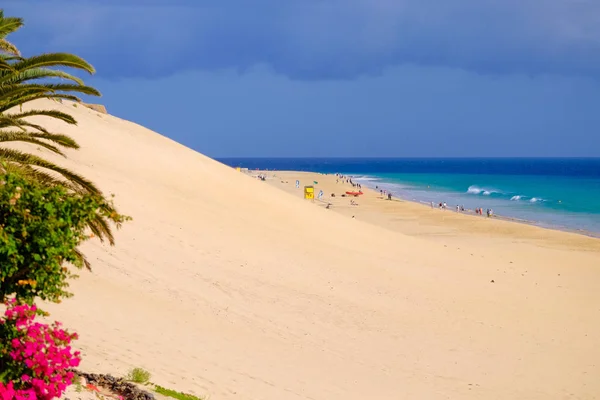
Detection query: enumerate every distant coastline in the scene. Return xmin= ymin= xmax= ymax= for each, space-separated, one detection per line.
xmin=220 ymin=158 xmax=600 ymax=237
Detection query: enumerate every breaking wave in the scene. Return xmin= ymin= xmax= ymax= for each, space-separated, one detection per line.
xmin=466 ymin=185 xmax=501 ymax=196
xmin=468 ymin=187 xmax=546 ymax=204
xmin=351 ymin=175 xmax=381 ymax=181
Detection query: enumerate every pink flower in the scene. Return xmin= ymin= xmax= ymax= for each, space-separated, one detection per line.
xmin=1 ymin=301 xmax=81 ymax=400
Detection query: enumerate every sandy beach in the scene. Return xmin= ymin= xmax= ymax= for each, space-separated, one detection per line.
xmin=10 ymin=100 xmax=600 ymax=399
xmin=262 ymin=171 xmax=600 ymax=251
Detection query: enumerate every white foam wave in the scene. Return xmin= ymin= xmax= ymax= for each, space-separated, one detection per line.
xmin=467 ymin=186 xmax=484 ymax=194
xmin=511 ymin=195 xmax=522 ymax=201
xmin=467 ymin=185 xmax=500 ymax=195
xmin=529 ymin=197 xmax=543 ymax=203
xmin=351 ymin=175 xmax=381 ymax=181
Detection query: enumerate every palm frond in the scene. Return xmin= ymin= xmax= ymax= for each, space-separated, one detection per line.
xmin=12 ymin=53 xmax=96 ymax=74
xmin=0 ymin=68 xmax=85 ymax=86
xmin=0 ymin=84 xmax=50 ymax=103
xmin=74 ymin=248 xmax=92 ymax=271
xmin=0 ymin=115 xmax=28 ymax=130
xmin=0 ymin=131 xmax=66 ymax=155
xmin=0 ymin=12 xmax=23 ymax=57
xmin=0 ymin=114 xmax=58 ymax=134
xmin=6 ymin=109 xmax=77 ymax=125
xmin=88 ymin=212 xmax=115 ymax=245
xmin=0 ymin=93 xmax=83 ymax=113
xmin=0 ymin=39 xmax=19 ymax=56
xmin=0 ymin=83 xmax=99 ymax=103
xmin=0 ymin=130 xmax=80 ymax=153
xmin=0 ymin=148 xmax=101 ymax=194
xmin=36 ymin=83 xmax=101 ymax=97
xmin=0 ymin=58 xmax=12 ymax=71
xmin=0 ymin=11 xmax=24 ymax=38
xmin=4 ymin=163 xmax=80 ymax=191
xmin=2 ymin=120 xmax=50 ymax=134
xmin=0 ymin=55 xmax=24 ymax=62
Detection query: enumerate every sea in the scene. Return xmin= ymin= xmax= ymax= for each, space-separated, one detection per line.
xmin=218 ymin=158 xmax=600 ymax=235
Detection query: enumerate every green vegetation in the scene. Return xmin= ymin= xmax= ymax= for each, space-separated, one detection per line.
xmin=73 ymin=374 xmax=83 ymax=393
xmin=0 ymin=10 xmax=21 ymax=56
xmin=0 ymin=9 xmax=129 ymax=400
xmin=0 ymin=9 xmax=124 ymax=271
xmin=125 ymin=368 xmax=205 ymax=400
xmin=126 ymin=367 xmax=152 ymax=384
xmin=154 ymin=385 xmax=204 ymax=400
xmin=0 ymin=170 xmax=129 ymax=303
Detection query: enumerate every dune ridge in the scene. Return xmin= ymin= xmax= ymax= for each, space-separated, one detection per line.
xmin=11 ymin=99 xmax=600 ymax=400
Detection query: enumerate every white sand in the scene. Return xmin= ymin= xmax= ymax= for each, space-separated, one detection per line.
xmin=9 ymin=99 xmax=600 ymax=399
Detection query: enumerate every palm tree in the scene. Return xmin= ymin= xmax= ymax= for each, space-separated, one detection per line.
xmin=0 ymin=53 xmax=106 ymax=193
xmin=0 ymin=10 xmax=124 ymax=265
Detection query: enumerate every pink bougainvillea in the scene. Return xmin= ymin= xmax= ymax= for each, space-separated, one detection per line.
xmin=0 ymin=299 xmax=80 ymax=400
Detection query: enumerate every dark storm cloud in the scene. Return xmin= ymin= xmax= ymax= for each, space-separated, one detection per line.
xmin=3 ymin=0 xmax=600 ymax=80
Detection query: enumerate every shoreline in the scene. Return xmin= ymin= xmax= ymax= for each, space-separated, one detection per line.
xmin=358 ymin=178 xmax=600 ymax=240
xmin=255 ymin=170 xmax=600 ymax=251
xmin=255 ymin=169 xmax=600 ymax=240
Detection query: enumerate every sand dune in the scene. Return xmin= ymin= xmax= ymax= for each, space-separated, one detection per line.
xmin=10 ymin=100 xmax=600 ymax=399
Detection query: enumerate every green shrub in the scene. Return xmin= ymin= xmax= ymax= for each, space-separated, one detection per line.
xmin=0 ymin=171 xmax=128 ymax=303
xmin=154 ymin=385 xmax=203 ymax=400
xmin=126 ymin=368 xmax=151 ymax=384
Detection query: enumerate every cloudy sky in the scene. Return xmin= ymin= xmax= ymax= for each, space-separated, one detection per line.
xmin=4 ymin=0 xmax=600 ymax=157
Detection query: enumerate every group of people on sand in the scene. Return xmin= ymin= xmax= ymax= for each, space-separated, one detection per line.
xmin=432 ymin=201 xmax=494 ymax=217
xmin=374 ymin=186 xmax=393 ymax=200
xmin=433 ymin=201 xmax=449 ymax=209
xmin=335 ymin=173 xmax=362 ymax=190
xmin=476 ymin=208 xmax=494 ymax=217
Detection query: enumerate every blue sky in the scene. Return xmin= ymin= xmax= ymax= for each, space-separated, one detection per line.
xmin=4 ymin=0 xmax=600 ymax=157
